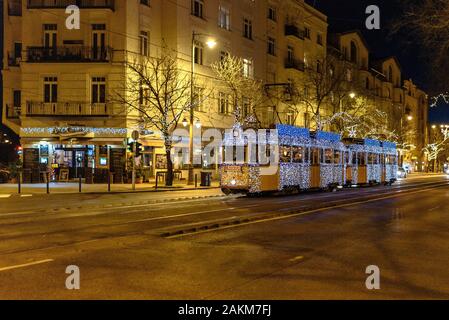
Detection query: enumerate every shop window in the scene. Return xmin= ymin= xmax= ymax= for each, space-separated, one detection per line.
xmin=334 ymin=150 xmax=341 ymax=164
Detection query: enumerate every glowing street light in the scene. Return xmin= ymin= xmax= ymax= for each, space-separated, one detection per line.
xmin=349 ymin=92 xmax=356 ymax=99
xmin=206 ymin=39 xmax=217 ymax=49
xmin=407 ymin=115 xmax=413 ymax=121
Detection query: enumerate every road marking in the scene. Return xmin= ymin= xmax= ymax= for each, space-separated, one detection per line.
xmin=166 ymin=183 xmax=449 ymax=239
xmin=428 ymin=206 xmax=441 ymax=212
xmin=289 ymin=256 xmax=304 ymax=262
xmin=0 ymin=259 xmax=54 ymax=272
xmin=0 ymin=194 xmax=11 ymax=198
xmin=20 ymin=195 xmax=33 ymax=198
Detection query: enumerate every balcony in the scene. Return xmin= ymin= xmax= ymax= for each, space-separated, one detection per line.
xmin=26 ymin=102 xmax=112 ymax=117
xmin=26 ymin=46 xmax=112 ymax=63
xmin=8 ymin=1 xmax=22 ymax=16
xmin=7 ymin=53 xmax=22 ymax=67
xmin=5 ymin=104 xmax=20 ymax=119
xmin=27 ymin=0 xmax=114 ymax=10
xmin=285 ymin=58 xmax=305 ymax=72
xmin=285 ymin=25 xmax=304 ymax=40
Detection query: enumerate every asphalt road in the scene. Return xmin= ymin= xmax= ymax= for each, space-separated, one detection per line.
xmin=0 ymin=173 xmax=448 ymax=299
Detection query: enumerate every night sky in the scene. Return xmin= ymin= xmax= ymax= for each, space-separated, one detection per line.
xmin=307 ymin=0 xmax=449 ymax=124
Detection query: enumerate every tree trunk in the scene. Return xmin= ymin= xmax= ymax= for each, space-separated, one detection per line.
xmin=165 ymin=148 xmax=174 ymax=187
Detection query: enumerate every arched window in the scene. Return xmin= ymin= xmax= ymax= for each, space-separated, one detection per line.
xmin=350 ymin=41 xmax=357 ymax=64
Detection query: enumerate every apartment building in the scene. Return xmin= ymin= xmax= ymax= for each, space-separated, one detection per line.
xmin=328 ymin=31 xmax=429 ymax=171
xmin=3 ymin=0 xmax=330 ymax=181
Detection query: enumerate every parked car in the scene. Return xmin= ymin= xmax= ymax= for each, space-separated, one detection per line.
xmin=397 ymin=167 xmax=408 ymax=179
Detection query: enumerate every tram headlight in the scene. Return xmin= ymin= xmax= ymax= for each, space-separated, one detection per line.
xmin=230 ymin=179 xmax=237 ymax=186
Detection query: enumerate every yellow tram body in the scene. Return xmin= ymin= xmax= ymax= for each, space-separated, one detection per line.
xmin=220 ymin=125 xmax=398 ymax=195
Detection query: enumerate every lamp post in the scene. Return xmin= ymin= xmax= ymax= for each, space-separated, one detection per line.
xmin=188 ymin=31 xmax=216 ymax=185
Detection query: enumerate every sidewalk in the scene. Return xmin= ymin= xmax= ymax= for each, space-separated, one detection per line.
xmin=0 ymin=180 xmax=221 ymax=195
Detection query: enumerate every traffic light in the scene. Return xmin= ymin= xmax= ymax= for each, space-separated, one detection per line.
xmin=135 ymin=142 xmax=143 ymax=157
xmin=127 ymin=139 xmax=133 ymax=153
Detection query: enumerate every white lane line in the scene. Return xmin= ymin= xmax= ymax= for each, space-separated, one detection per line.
xmin=0 ymin=195 xmax=11 ymax=199
xmin=20 ymin=195 xmax=33 ymax=198
xmin=0 ymin=259 xmax=54 ymax=272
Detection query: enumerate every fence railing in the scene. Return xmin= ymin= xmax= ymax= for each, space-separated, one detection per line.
xmin=284 ymin=58 xmax=305 ymax=72
xmin=27 ymin=0 xmax=114 ymax=10
xmin=27 ymin=46 xmax=112 ymax=63
xmin=26 ymin=102 xmax=112 ymax=117
xmin=285 ymin=24 xmax=304 ymax=40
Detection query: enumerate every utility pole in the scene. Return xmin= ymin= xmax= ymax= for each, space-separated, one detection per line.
xmin=131 ymin=130 xmax=140 ymax=191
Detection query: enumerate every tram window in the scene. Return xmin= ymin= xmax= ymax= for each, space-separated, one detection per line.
xmin=305 ymin=148 xmax=310 ymax=163
xmin=280 ymin=145 xmax=291 ymax=163
xmin=324 ymin=149 xmax=333 ymax=164
xmin=311 ymin=148 xmax=320 ymax=165
xmin=357 ymin=152 xmax=366 ymax=165
xmin=292 ymin=146 xmax=304 ymax=163
xmin=334 ymin=150 xmax=341 ymax=164
xmin=368 ymin=153 xmax=374 ymax=165
xmin=352 ymin=152 xmax=357 ymax=165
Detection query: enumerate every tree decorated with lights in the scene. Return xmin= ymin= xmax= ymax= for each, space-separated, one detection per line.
xmin=425 ymin=126 xmax=449 ymax=172
xmin=115 ymin=49 xmax=192 ymax=186
xmin=211 ymin=54 xmax=264 ymax=128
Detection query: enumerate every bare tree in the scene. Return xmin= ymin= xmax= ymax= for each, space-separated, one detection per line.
xmin=425 ymin=127 xmax=449 ymax=172
xmin=114 ymin=50 xmax=192 ymax=186
xmin=392 ymin=0 xmax=449 ymax=93
xmin=211 ymin=55 xmax=265 ymax=127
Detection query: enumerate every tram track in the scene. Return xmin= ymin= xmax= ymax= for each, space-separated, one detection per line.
xmin=0 ymin=178 xmax=447 ymax=257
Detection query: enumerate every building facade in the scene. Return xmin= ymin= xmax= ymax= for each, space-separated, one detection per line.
xmin=2 ymin=0 xmax=429 ymax=183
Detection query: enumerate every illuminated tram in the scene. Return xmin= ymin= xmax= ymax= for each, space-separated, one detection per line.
xmin=220 ymin=124 xmax=398 ymax=195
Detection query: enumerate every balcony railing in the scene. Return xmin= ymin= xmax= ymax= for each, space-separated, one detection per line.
xmin=26 ymin=46 xmax=112 ymax=63
xmin=285 ymin=58 xmax=305 ymax=72
xmin=7 ymin=52 xmax=22 ymax=67
xmin=27 ymin=0 xmax=114 ymax=10
xmin=26 ymin=102 xmax=112 ymax=117
xmin=8 ymin=1 xmax=22 ymax=16
xmin=285 ymin=25 xmax=304 ymax=40
xmin=5 ymin=104 xmax=21 ymax=119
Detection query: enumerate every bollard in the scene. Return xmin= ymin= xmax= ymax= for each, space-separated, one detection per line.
xmin=18 ymin=171 xmax=22 ymax=194
xmin=155 ymin=176 xmax=158 ymax=190
xmin=46 ymin=172 xmax=50 ymax=194
xmin=108 ymin=172 xmax=111 ymax=193
xmin=79 ymin=176 xmax=82 ymax=193
xmin=195 ymin=174 xmax=198 ymax=189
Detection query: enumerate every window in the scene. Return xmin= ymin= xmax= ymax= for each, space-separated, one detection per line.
xmin=13 ymin=90 xmax=21 ymax=108
xmin=140 ymin=0 xmax=150 ymax=5
xmin=14 ymin=42 xmax=22 ymax=59
xmin=218 ymin=6 xmax=230 ymax=30
xmin=194 ymin=41 xmax=203 ymax=65
xmin=311 ymin=148 xmax=320 ymax=165
xmin=346 ymin=68 xmax=353 ymax=82
xmin=220 ymin=51 xmax=229 ymax=62
xmin=286 ymin=113 xmax=295 ymax=125
xmin=92 ymin=77 xmax=106 ymax=104
xmin=140 ymin=31 xmax=149 ymax=56
xmin=242 ymin=97 xmax=251 ymax=117
xmin=191 ymin=0 xmax=204 ymax=18
xmin=357 ymin=152 xmax=366 ymax=165
xmin=350 ymin=41 xmax=357 ymax=64
xmin=139 ymin=83 xmax=150 ymax=106
xmin=193 ymin=86 xmax=204 ymax=112
xmin=243 ymin=58 xmax=253 ymax=78
xmin=287 ymin=46 xmax=294 ymax=62
xmin=92 ymin=24 xmax=107 ymax=60
xmin=323 ymin=149 xmax=333 ymax=164
xmin=243 ymin=18 xmax=253 ymax=40
xmin=334 ymin=150 xmax=341 ymax=164
xmin=219 ymin=92 xmax=229 ymax=114
xmin=43 ymin=24 xmax=57 ymax=48
xmin=43 ymin=77 xmax=58 ymax=103
xmin=292 ymin=146 xmax=304 ymax=163
xmin=304 ymin=112 xmax=310 ymax=128
xmin=317 ymin=33 xmax=323 ymax=45
xmin=280 ymin=146 xmax=291 ymax=163
xmin=304 ymin=27 xmax=311 ymax=39
xmin=267 ymin=37 xmax=276 ymax=56
xmin=268 ymin=7 xmax=277 ymax=21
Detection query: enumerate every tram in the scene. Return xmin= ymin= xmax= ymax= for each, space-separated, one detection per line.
xmin=220 ymin=124 xmax=398 ymax=195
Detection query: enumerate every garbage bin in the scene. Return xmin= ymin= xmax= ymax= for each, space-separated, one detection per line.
xmin=200 ymin=171 xmax=212 ymax=187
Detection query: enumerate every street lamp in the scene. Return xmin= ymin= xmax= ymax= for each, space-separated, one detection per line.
xmin=349 ymin=92 xmax=356 ymax=99
xmin=188 ymin=31 xmax=217 ymax=185
xmin=407 ymin=115 xmax=413 ymax=121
